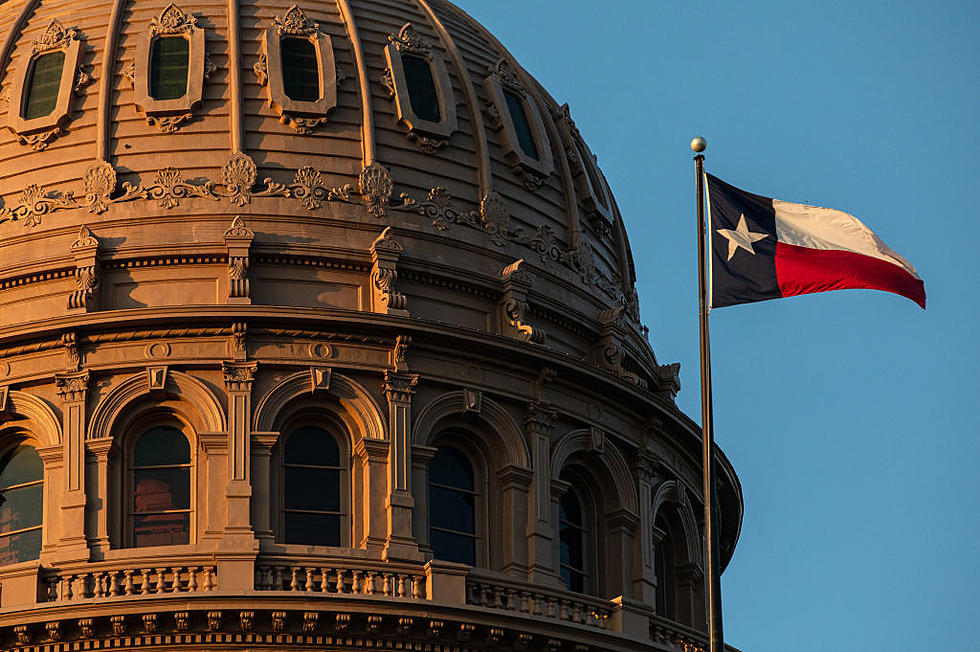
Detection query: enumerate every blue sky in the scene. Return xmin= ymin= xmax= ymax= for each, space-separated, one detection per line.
xmin=453 ymin=1 xmax=979 ymax=650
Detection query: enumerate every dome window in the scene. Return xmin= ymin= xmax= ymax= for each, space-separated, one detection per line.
xmin=130 ymin=426 xmax=191 ymax=547
xmin=256 ymin=5 xmax=338 ymax=133
xmin=129 ymin=4 xmax=212 ymax=133
xmin=22 ymin=52 xmax=66 ymax=120
xmin=428 ymin=445 xmax=477 ymax=566
xmin=149 ymin=36 xmax=190 ymax=101
xmin=280 ymin=426 xmax=345 ymax=546
xmin=554 ymin=104 xmax=616 ymax=233
xmin=484 ymin=58 xmax=554 ymax=188
xmin=6 ymin=20 xmax=86 ymax=150
xmin=0 ymin=444 xmax=43 ymax=565
xmin=382 ymin=23 xmax=457 ymax=152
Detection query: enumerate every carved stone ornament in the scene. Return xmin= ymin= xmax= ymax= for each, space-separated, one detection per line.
xmin=499 ymin=259 xmax=544 ymax=343
xmin=259 ymin=6 xmax=337 ymax=133
xmin=0 ymin=386 xmax=8 ymax=412
xmin=383 ymin=23 xmax=457 ymax=152
xmin=553 ymin=103 xmax=615 ymax=232
xmin=68 ymin=225 xmax=101 ymax=312
xmin=360 ymin=164 xmax=394 ymax=217
xmin=130 ymin=4 xmax=210 ymax=133
xmin=6 ymin=20 xmax=85 ymax=150
xmin=370 ymin=227 xmax=408 ymax=316
xmin=223 ymin=152 xmax=258 ymax=206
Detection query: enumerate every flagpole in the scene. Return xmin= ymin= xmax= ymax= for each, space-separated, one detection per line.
xmin=692 ymin=136 xmax=724 ymax=652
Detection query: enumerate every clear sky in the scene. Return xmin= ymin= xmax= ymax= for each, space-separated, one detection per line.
xmin=453 ymin=1 xmax=979 ymax=650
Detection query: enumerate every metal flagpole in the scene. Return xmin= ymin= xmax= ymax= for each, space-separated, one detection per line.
xmin=691 ymin=136 xmax=724 ymax=652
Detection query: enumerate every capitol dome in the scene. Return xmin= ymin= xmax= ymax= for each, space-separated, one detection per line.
xmin=0 ymin=0 xmax=742 ymax=649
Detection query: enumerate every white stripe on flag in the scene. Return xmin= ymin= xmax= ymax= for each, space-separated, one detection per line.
xmin=771 ymin=199 xmax=920 ymax=279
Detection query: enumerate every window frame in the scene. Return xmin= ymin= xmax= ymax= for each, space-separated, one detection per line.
xmin=258 ymin=5 xmax=337 ymax=134
xmin=7 ymin=19 xmax=84 ymax=149
xmin=269 ymin=411 xmax=354 ymax=552
xmin=124 ymin=417 xmax=196 ymax=549
xmin=426 ymin=439 xmax=486 ymax=567
xmin=0 ymin=437 xmax=44 ymax=566
xmin=130 ymin=4 xmax=208 ymax=133
xmin=383 ymin=22 xmax=457 ymax=151
xmin=483 ymin=57 xmax=554 ymax=186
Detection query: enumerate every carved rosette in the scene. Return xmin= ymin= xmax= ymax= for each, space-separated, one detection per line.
xmin=149 ymin=3 xmax=196 ymax=36
xmin=388 ymin=23 xmax=430 ymax=56
xmin=222 ymin=152 xmax=258 ymax=206
xmin=481 ymin=192 xmax=510 ymax=246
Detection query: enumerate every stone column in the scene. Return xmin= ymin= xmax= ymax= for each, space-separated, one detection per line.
xmin=632 ymin=453 xmax=658 ymax=603
xmin=36 ymin=445 xmax=63 ymax=562
xmin=221 ymin=361 xmax=258 ymax=548
xmin=383 ymin=371 xmax=421 ymax=561
xmin=606 ymin=508 xmax=640 ymax=601
xmin=250 ymin=432 xmax=279 ymax=550
xmin=199 ymin=433 xmax=228 ymax=545
xmin=85 ymin=437 xmax=116 ymax=557
xmin=54 ymin=370 xmax=90 ymax=562
xmin=497 ymin=464 xmax=531 ymax=578
xmin=353 ymin=438 xmax=390 ymax=553
xmin=410 ymin=444 xmax=436 ymax=551
xmin=525 ymin=402 xmax=558 ymax=585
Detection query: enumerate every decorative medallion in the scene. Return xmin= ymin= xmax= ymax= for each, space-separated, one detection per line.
xmin=359 ymin=164 xmax=394 ymax=218
xmin=148 ymin=3 xmax=197 ymax=36
xmin=33 ymin=20 xmax=78 ymax=55
xmin=275 ymin=5 xmax=318 ymax=36
xmin=222 ymin=152 xmax=258 ymax=206
xmin=387 ymin=23 xmax=430 ymax=56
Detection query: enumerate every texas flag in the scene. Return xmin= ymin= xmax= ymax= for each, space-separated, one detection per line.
xmin=707 ymin=174 xmax=925 ymax=309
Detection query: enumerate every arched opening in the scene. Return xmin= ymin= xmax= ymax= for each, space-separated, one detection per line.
xmin=428 ymin=444 xmax=477 ymax=566
xmin=130 ymin=426 xmax=191 ymax=547
xmin=280 ymin=425 xmax=346 ymax=546
xmin=558 ymin=486 xmax=588 ymax=592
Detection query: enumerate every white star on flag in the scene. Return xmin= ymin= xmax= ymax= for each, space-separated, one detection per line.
xmin=716 ymin=214 xmax=769 ymax=261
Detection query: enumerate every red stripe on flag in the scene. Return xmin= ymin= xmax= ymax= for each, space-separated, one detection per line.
xmin=774 ymin=242 xmax=926 ymax=308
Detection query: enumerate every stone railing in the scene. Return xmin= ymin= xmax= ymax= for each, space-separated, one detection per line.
xmin=255 ymin=558 xmax=427 ymax=600
xmin=650 ymin=615 xmax=711 ymax=652
xmin=465 ymin=571 xmax=612 ymax=629
xmin=44 ymin=563 xmax=217 ymax=602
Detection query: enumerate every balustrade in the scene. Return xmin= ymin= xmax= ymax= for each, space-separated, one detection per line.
xmin=255 ymin=562 xmax=426 ymax=600
xmin=465 ymin=576 xmax=611 ymax=629
xmin=44 ymin=564 xmax=217 ymax=601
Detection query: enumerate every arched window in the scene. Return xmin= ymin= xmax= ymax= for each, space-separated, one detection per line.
xmin=428 ymin=445 xmax=477 ymax=565
xmin=281 ymin=426 xmax=344 ymax=546
xmin=280 ymin=37 xmax=319 ymax=102
xmin=0 ymin=444 xmax=43 ymax=564
xmin=149 ymin=36 xmax=190 ymax=100
xmin=559 ymin=487 xmax=587 ymax=592
xmin=654 ymin=512 xmax=676 ymax=619
xmin=22 ymin=51 xmax=65 ymax=120
xmin=130 ymin=426 xmax=191 ymax=547
xmin=503 ymin=89 xmax=539 ymax=160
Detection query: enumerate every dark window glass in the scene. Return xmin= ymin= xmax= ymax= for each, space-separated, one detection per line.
xmin=281 ymin=37 xmax=319 ymax=102
xmin=282 ymin=427 xmax=344 ymax=546
xmin=428 ymin=445 xmax=476 ymax=566
xmin=22 ymin=51 xmax=65 ymax=120
xmin=149 ymin=36 xmax=189 ymax=100
xmin=654 ymin=514 xmax=676 ymax=619
xmin=559 ymin=489 xmax=586 ymax=592
xmin=503 ymin=89 xmax=539 ymax=160
xmin=131 ymin=427 xmax=190 ymax=547
xmin=0 ymin=445 xmax=43 ymax=565
xmin=402 ymin=54 xmax=440 ymax=122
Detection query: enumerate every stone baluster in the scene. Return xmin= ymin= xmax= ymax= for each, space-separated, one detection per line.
xmin=202 ymin=566 xmax=215 ymax=591
xmin=188 ymin=567 xmax=198 ymax=592
xmin=109 ymin=571 xmax=120 ymax=596
xmin=289 ymin=567 xmax=299 ymax=591
xmin=304 ymin=567 xmax=314 ymax=591
xmin=318 ymin=568 xmax=329 ymax=592
xmin=382 ymin=573 xmax=393 ymax=596
xmin=351 ymin=570 xmax=361 ymax=594
xmin=364 ymin=572 xmax=375 ymax=595
xmin=336 ymin=568 xmax=347 ymax=594
xmin=123 ymin=570 xmax=134 ymax=595
xmin=154 ymin=568 xmax=165 ymax=594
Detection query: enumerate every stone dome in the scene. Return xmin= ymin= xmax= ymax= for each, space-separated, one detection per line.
xmin=0 ymin=1 xmax=742 ymax=650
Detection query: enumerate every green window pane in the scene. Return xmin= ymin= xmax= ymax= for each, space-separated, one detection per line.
xmin=402 ymin=54 xmax=440 ymax=122
xmin=281 ymin=37 xmax=319 ymax=102
xmin=23 ymin=51 xmax=64 ymax=120
xmin=150 ymin=36 xmax=189 ymax=100
xmin=504 ymin=89 xmax=539 ymax=160
xmin=0 ymin=529 xmax=41 ymax=566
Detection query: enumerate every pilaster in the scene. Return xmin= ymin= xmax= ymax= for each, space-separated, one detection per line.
xmin=54 ymin=369 xmax=90 ymax=562
xmin=383 ymin=370 xmax=421 ymax=561
xmin=84 ymin=437 xmax=116 ymax=558
xmin=632 ymin=452 xmax=658 ymax=603
xmin=353 ymin=437 xmax=390 ymax=553
xmin=221 ymin=360 xmax=258 ymax=554
xmin=525 ymin=401 xmax=558 ymax=585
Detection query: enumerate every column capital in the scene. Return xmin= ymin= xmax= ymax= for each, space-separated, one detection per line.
xmin=354 ymin=437 xmax=390 ymax=462
xmin=55 ymin=370 xmax=90 ymax=403
xmin=223 ymin=360 xmax=258 ymax=392
xmin=85 ymin=436 xmax=117 ymax=461
xmin=384 ymin=371 xmax=418 ymax=402
xmin=525 ymin=401 xmax=557 ymax=432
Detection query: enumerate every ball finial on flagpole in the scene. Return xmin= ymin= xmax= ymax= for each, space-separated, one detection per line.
xmin=691 ymin=136 xmax=707 ymax=153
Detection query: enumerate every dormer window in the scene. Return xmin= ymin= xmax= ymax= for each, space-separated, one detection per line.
xmin=484 ymin=58 xmax=553 ymax=189
xmin=149 ymin=36 xmax=189 ymax=100
xmin=23 ymin=52 xmax=65 ymax=120
xmin=256 ymin=5 xmax=337 ymax=133
xmin=5 ymin=20 xmax=86 ymax=150
xmin=503 ymin=89 xmax=538 ymax=160
xmin=382 ymin=23 xmax=457 ymax=152
xmin=129 ymin=4 xmax=211 ymax=133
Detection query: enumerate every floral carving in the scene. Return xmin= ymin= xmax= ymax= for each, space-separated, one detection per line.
xmin=19 ymin=184 xmax=76 ymax=226
xmin=359 ymin=164 xmax=394 ymax=217
xmin=149 ymin=3 xmax=197 ymax=37
xmin=281 ymin=114 xmax=325 ymax=134
xmin=83 ymin=162 xmax=117 ymax=214
xmin=149 ymin=167 xmax=220 ymax=208
xmin=253 ymin=54 xmax=268 ymax=85
xmin=275 ymin=5 xmax=318 ymax=36
xmin=18 ymin=128 xmax=63 ymax=151
xmin=33 ymin=20 xmax=78 ymax=55
xmin=289 ymin=166 xmax=351 ymax=210
xmin=388 ymin=23 xmax=430 ymax=56
xmin=481 ymin=192 xmax=509 ymax=246
xmin=224 ymin=215 xmax=254 ymax=239
xmin=487 ymin=57 xmax=525 ymax=96
xmin=222 ymin=152 xmax=257 ymax=206
xmin=73 ymin=66 xmax=93 ymax=94
xmin=420 ymin=187 xmax=452 ymax=230
xmin=380 ymin=68 xmax=396 ymax=97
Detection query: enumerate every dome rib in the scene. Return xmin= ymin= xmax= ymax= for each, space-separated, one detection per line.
xmin=95 ymin=0 xmax=125 ymax=162
xmin=226 ymin=0 xmax=244 ymax=153
xmin=539 ymin=94 xmax=582 ymax=248
xmin=0 ymin=0 xmax=36 ymax=85
xmin=414 ymin=0 xmax=491 ymax=198
xmin=335 ymin=0 xmax=374 ymax=167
